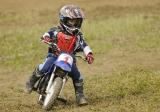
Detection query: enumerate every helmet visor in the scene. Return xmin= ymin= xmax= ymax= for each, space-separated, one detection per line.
xmin=66 ymin=18 xmax=82 ymax=28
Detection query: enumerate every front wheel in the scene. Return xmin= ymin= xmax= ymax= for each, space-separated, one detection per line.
xmin=42 ymin=77 xmax=63 ymax=111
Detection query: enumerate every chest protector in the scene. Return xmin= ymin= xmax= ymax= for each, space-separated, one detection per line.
xmin=57 ymin=32 xmax=76 ymax=54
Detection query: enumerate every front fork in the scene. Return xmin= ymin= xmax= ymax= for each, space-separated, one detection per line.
xmin=45 ymin=67 xmax=57 ymax=93
xmin=38 ymin=67 xmax=69 ymax=104
xmin=59 ymin=75 xmax=68 ymax=97
xmin=38 ymin=67 xmax=57 ymax=104
xmin=46 ymin=66 xmax=69 ymax=97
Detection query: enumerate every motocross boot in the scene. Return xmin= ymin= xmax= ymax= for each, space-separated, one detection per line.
xmin=25 ymin=67 xmax=42 ymax=94
xmin=74 ymin=80 xmax=88 ymax=106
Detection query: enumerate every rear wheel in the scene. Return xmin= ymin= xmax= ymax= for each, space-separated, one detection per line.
xmin=42 ymin=77 xmax=63 ymax=111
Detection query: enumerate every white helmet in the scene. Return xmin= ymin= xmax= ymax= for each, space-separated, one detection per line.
xmin=59 ymin=5 xmax=85 ymax=35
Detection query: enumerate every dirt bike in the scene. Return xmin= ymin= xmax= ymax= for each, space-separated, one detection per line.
xmin=33 ymin=40 xmax=86 ymax=111
xmin=33 ymin=52 xmax=73 ymax=110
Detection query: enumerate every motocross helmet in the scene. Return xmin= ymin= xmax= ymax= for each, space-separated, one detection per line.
xmin=59 ymin=5 xmax=85 ymax=35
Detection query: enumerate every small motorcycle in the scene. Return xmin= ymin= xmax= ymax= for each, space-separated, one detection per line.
xmin=33 ymin=40 xmax=86 ymax=111
xmin=33 ymin=52 xmax=73 ymax=110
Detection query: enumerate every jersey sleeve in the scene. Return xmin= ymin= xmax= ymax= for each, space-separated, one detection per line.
xmin=78 ymin=33 xmax=93 ymax=56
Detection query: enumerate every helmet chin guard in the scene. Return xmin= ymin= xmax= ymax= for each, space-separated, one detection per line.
xmin=61 ymin=23 xmax=80 ymax=35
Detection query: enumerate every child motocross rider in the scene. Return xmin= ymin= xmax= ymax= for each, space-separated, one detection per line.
xmin=25 ymin=5 xmax=94 ymax=106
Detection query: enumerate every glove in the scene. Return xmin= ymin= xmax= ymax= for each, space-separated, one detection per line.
xmin=41 ymin=35 xmax=53 ymax=43
xmin=86 ymin=53 xmax=94 ymax=64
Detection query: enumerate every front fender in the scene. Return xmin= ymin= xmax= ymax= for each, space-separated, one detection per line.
xmin=54 ymin=53 xmax=73 ymax=72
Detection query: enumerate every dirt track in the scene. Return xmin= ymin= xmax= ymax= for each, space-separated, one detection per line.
xmin=0 ymin=0 xmax=160 ymax=112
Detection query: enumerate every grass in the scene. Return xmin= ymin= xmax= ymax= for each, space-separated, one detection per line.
xmin=0 ymin=0 xmax=160 ymax=112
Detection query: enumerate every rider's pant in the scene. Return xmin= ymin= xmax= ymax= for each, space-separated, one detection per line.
xmin=38 ymin=53 xmax=83 ymax=81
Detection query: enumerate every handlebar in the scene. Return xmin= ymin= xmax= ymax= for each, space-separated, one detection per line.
xmin=41 ymin=39 xmax=60 ymax=55
xmin=42 ymin=39 xmax=87 ymax=62
xmin=75 ymin=54 xmax=87 ymax=62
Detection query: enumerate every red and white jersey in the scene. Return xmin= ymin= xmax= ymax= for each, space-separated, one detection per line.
xmin=42 ymin=26 xmax=93 ymax=56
